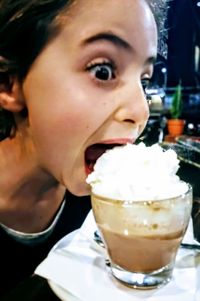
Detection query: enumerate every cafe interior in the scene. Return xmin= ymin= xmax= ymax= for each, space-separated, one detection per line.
xmin=142 ymin=0 xmax=200 ymax=143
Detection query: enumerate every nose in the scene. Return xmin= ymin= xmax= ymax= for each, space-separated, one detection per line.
xmin=114 ymin=80 xmax=149 ymax=130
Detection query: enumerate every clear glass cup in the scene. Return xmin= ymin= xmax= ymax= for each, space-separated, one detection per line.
xmin=91 ymin=184 xmax=192 ymax=289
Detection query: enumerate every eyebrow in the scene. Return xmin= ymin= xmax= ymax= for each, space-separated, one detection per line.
xmin=82 ymin=32 xmax=131 ymax=50
xmin=82 ymin=32 xmax=157 ymax=65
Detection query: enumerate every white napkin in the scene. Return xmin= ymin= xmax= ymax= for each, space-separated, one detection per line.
xmin=35 ymin=211 xmax=200 ymax=301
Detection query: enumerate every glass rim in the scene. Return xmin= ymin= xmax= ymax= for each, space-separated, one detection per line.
xmin=91 ymin=183 xmax=192 ymax=204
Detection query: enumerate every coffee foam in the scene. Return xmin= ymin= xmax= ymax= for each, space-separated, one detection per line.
xmin=86 ymin=143 xmax=188 ymax=201
xmin=92 ymin=194 xmax=192 ymax=236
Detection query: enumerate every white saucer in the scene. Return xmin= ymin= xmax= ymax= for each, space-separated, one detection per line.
xmin=50 ymin=230 xmax=77 ymax=253
xmin=36 ymin=213 xmax=199 ymax=301
xmin=49 ymin=280 xmax=81 ymax=301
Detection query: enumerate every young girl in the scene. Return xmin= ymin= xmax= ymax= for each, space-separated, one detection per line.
xmin=0 ymin=0 xmax=167 ymax=296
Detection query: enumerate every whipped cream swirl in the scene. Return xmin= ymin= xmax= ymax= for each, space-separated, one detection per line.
xmin=86 ymin=143 xmax=188 ymax=201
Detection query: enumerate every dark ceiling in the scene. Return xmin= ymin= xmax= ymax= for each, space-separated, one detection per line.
xmin=166 ymin=0 xmax=200 ymax=87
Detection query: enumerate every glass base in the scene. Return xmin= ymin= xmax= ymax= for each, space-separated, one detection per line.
xmin=110 ymin=263 xmax=173 ymax=289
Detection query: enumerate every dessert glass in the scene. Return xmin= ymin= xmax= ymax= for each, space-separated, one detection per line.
xmin=91 ymin=184 xmax=192 ymax=289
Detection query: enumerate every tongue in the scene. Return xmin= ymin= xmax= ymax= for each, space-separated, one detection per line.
xmin=85 ymin=144 xmax=111 ymax=162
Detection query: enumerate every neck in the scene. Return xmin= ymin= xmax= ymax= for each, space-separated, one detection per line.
xmin=0 ymin=133 xmax=66 ymax=232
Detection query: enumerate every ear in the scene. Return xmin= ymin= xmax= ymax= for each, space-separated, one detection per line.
xmin=0 ymin=74 xmax=25 ymax=112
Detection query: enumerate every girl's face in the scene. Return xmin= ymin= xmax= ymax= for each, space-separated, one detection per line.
xmin=22 ymin=0 xmax=157 ymax=195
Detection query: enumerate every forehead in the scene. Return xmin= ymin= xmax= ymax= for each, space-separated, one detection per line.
xmin=57 ymin=0 xmax=157 ymax=55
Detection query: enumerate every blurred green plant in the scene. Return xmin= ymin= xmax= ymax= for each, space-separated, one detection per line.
xmin=170 ymin=83 xmax=183 ymax=119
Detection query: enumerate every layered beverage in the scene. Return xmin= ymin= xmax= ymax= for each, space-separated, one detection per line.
xmin=87 ymin=143 xmax=192 ymax=289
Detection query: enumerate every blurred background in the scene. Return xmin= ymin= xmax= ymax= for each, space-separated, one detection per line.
xmin=142 ymin=0 xmax=200 ymax=144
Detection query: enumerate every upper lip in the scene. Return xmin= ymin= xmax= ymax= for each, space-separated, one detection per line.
xmin=97 ymin=138 xmax=135 ymax=145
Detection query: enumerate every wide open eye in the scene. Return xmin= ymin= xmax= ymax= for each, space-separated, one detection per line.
xmin=87 ymin=63 xmax=116 ymax=81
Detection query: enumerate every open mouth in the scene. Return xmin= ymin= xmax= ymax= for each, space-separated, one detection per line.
xmin=85 ymin=143 xmax=122 ymax=174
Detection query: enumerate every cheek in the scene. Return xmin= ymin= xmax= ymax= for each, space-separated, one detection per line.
xmin=25 ymin=69 xmax=114 ymax=164
xmin=29 ymin=109 xmax=86 ymax=149
xmin=27 ymin=97 xmax=101 ymax=169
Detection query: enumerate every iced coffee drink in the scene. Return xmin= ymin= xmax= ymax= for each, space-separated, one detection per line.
xmin=86 ymin=143 xmax=192 ymax=289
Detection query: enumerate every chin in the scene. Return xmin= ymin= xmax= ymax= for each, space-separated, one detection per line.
xmin=66 ymin=180 xmax=91 ymax=197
